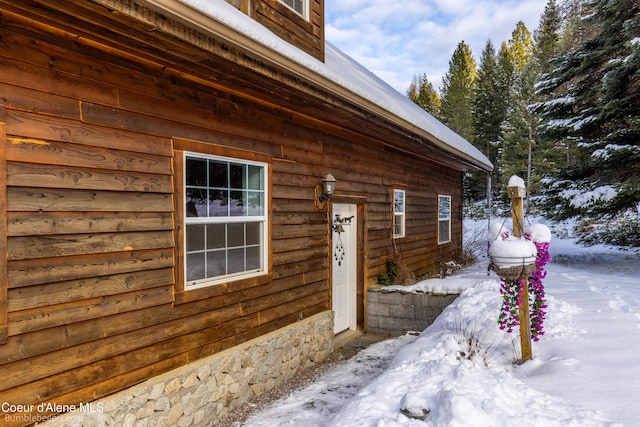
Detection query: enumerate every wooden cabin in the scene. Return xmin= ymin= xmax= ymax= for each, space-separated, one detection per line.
xmin=0 ymin=0 xmax=492 ymax=424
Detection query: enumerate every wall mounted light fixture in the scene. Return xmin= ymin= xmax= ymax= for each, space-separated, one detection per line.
xmin=319 ymin=174 xmax=336 ymax=202
xmin=315 ymin=173 xmax=336 ymax=209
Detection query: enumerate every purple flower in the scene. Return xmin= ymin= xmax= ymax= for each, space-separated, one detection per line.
xmin=497 ymin=238 xmax=551 ymax=340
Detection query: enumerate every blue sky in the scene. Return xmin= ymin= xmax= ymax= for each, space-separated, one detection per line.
xmin=325 ymin=0 xmax=549 ymax=94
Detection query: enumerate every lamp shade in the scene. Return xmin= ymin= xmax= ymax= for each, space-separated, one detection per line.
xmin=322 ymin=173 xmax=336 ymax=198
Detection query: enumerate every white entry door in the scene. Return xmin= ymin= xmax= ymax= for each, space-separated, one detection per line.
xmin=332 ymin=204 xmax=357 ymax=334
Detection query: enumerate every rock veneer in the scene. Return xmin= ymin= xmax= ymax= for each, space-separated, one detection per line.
xmin=43 ymin=311 xmax=334 ymax=427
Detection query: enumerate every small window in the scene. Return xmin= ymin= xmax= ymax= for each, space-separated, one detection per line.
xmin=184 ymin=153 xmax=268 ymax=289
xmin=280 ymin=0 xmax=308 ymax=19
xmin=438 ymin=195 xmax=451 ymax=244
xmin=393 ymin=189 xmax=405 ymax=239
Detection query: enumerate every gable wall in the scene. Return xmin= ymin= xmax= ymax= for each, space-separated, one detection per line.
xmin=224 ymin=0 xmax=325 ymax=61
xmin=0 ymin=3 xmax=461 ymax=423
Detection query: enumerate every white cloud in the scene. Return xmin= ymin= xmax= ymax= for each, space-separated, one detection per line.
xmin=325 ymin=0 xmax=548 ymax=93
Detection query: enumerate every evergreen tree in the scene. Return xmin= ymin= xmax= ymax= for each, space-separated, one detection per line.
xmin=507 ymin=21 xmax=536 ymax=73
xmin=440 ymin=41 xmax=477 ymax=143
xmin=557 ymin=0 xmax=595 ymax=52
xmin=535 ymin=0 xmax=640 ymax=219
xmin=470 ymin=40 xmax=506 ymax=200
xmin=501 ymin=64 xmax=539 ymax=201
xmin=496 ymin=41 xmax=516 ymax=115
xmin=533 ymin=0 xmax=561 ymax=73
xmin=407 ymin=73 xmax=442 ymax=118
xmin=498 ymin=22 xmax=537 ymax=207
xmin=515 ymin=0 xmax=564 ymax=211
xmin=492 ymin=42 xmax=517 ymax=199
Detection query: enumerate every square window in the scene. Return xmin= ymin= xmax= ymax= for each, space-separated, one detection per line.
xmin=184 ymin=153 xmax=268 ymax=289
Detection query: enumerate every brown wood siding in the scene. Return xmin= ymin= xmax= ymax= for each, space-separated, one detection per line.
xmin=252 ymin=0 xmax=324 ymax=61
xmin=0 ymin=106 xmax=7 ymax=345
xmin=0 ymin=2 xmax=464 ymax=423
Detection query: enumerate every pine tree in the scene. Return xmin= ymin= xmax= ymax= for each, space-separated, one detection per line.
xmin=470 ymin=40 xmax=507 ymax=200
xmin=507 ymin=21 xmax=536 ymax=73
xmin=516 ymin=0 xmax=564 ymax=210
xmin=407 ymin=73 xmax=442 ymax=118
xmin=440 ymin=41 xmax=477 ymax=143
xmin=533 ymin=0 xmax=561 ymax=73
xmin=498 ymin=22 xmax=537 ymax=208
xmin=501 ymin=64 xmax=539 ymax=200
xmin=535 ymin=0 xmax=640 ymax=219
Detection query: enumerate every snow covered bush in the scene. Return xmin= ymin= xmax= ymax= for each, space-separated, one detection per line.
xmin=439 ymin=260 xmax=463 ymax=278
xmin=577 ymin=211 xmax=640 ymax=247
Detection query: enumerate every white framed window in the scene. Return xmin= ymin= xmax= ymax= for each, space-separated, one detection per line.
xmin=184 ymin=152 xmax=268 ymax=290
xmin=438 ymin=195 xmax=451 ymax=244
xmin=279 ymin=0 xmax=308 ymax=19
xmin=393 ymin=189 xmax=405 ymax=239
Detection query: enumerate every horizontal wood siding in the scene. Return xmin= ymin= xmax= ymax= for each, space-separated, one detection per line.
xmin=0 ymin=2 xmax=464 ymax=423
xmin=0 ymin=106 xmax=7 ymax=345
xmin=253 ymin=0 xmax=324 ymax=60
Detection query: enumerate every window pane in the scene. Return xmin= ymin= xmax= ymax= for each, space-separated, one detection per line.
xmin=394 ymin=214 xmax=403 ymax=236
xmin=209 ymin=189 xmax=228 ymax=217
xmin=230 ymin=190 xmax=246 ymax=216
xmin=207 ymin=250 xmax=226 ymax=277
xmin=230 ymin=163 xmax=245 ymax=189
xmin=248 ymin=165 xmax=263 ymax=190
xmin=209 ymin=160 xmax=228 ymax=188
xmin=228 ymin=248 xmax=245 ymax=274
xmin=206 ymin=223 xmax=225 ymax=249
xmin=186 ymin=188 xmax=207 ymax=217
xmin=186 ymin=224 xmax=205 ymax=251
xmin=186 ymin=252 xmax=205 ymax=282
xmin=248 ymin=191 xmax=264 ymax=216
xmin=186 ymin=157 xmax=207 ymax=186
xmin=246 ymin=246 xmax=261 ymax=270
xmin=227 ymin=223 xmax=245 ymax=247
xmin=439 ymin=220 xmax=450 ymax=243
xmin=394 ymin=190 xmax=405 ymax=213
xmin=246 ymin=222 xmax=261 ymax=245
xmin=281 ymin=0 xmax=304 ymax=15
xmin=439 ymin=196 xmax=451 ymax=220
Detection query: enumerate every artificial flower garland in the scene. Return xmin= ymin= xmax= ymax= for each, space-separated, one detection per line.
xmin=492 ymin=225 xmax=552 ymax=341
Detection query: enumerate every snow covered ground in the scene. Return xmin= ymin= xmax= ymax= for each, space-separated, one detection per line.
xmin=242 ymin=232 xmax=640 ymax=426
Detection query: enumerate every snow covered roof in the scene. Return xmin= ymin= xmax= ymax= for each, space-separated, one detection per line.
xmin=136 ymin=0 xmax=493 ymax=172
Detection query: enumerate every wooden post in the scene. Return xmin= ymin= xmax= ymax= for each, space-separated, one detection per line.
xmin=507 ymin=184 xmax=533 ymax=362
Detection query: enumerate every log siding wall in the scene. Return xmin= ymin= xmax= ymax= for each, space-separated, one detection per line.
xmin=224 ymin=0 xmax=325 ymax=60
xmin=0 ymin=2 xmax=463 ymax=424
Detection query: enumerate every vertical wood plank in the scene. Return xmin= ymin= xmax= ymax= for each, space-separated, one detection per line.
xmin=0 ymin=106 xmax=7 ymax=344
xmin=509 ymin=184 xmax=532 ymax=362
xmin=173 ymin=150 xmax=185 ymax=294
xmin=240 ymin=0 xmax=250 ymax=14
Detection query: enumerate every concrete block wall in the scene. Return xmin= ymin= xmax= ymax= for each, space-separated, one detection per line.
xmin=367 ymin=287 xmax=459 ymax=336
xmin=43 ymin=311 xmax=334 ymax=427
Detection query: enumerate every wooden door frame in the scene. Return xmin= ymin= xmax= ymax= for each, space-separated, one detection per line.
xmin=329 ymin=195 xmax=367 ymax=331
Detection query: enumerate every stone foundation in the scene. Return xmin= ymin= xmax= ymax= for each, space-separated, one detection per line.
xmin=43 ymin=311 xmax=334 ymax=427
xmin=367 ymin=287 xmax=458 ymax=336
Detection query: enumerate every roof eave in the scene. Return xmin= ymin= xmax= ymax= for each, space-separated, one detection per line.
xmin=130 ymin=0 xmax=493 ymax=172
